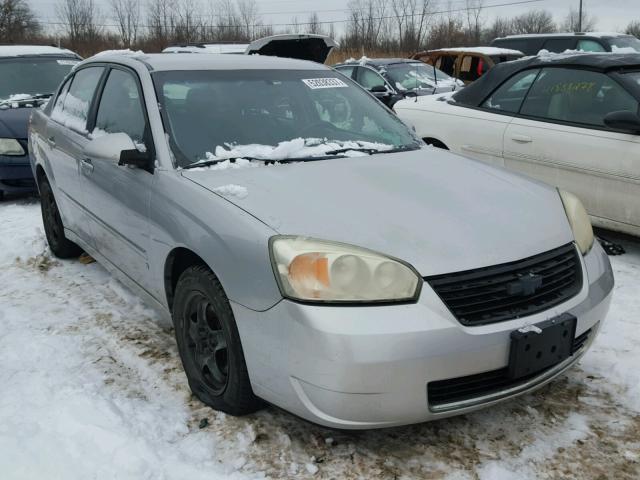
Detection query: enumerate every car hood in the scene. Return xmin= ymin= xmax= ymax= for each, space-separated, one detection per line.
xmin=182 ymin=149 xmax=574 ymax=276
xmin=0 ymin=107 xmax=31 ymax=139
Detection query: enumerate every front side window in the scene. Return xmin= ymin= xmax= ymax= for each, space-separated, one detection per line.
xmin=94 ymin=69 xmax=146 ymax=143
xmin=385 ymin=62 xmax=454 ymax=92
xmin=0 ymin=56 xmax=79 ymax=102
xmin=482 ymin=69 xmax=540 ymax=113
xmin=459 ymin=55 xmax=486 ymax=83
xmin=334 ymin=65 xmax=355 ymax=79
xmin=152 ymin=69 xmax=421 ymax=167
xmin=358 ymin=67 xmax=386 ymax=90
xmin=520 ymin=67 xmax=639 ymax=127
xmin=577 ymin=40 xmax=606 ymax=52
xmin=52 ymin=67 xmax=103 ymax=133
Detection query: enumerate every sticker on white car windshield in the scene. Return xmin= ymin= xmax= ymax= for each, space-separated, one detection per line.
xmin=57 ymin=59 xmax=80 ymax=66
xmin=302 ymin=78 xmax=348 ymax=89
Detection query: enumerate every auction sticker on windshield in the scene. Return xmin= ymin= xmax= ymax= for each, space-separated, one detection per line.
xmin=302 ymin=78 xmax=349 ymax=89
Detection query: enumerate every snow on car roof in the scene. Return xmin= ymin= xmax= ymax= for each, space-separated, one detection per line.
xmin=496 ymin=32 xmax=633 ymax=40
xmin=0 ymin=45 xmax=78 ymax=57
xmin=429 ymin=47 xmax=524 ymax=56
xmin=85 ymin=52 xmax=327 ymax=72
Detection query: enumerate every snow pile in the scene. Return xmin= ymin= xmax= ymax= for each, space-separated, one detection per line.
xmin=205 ymin=138 xmax=394 ymax=162
xmin=611 ymin=45 xmax=638 ymax=53
xmin=212 ymin=184 xmax=248 ymax=199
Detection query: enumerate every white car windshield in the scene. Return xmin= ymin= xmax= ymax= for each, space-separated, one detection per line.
xmin=152 ymin=69 xmax=421 ymax=167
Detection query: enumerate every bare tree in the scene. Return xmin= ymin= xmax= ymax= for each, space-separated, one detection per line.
xmin=0 ymin=0 xmax=40 ymax=42
xmin=483 ymin=16 xmax=514 ymax=42
xmin=561 ymin=6 xmax=596 ymax=33
xmin=511 ymin=9 xmax=556 ymax=35
xmin=56 ymin=0 xmax=102 ymax=49
xmin=626 ymin=20 xmax=640 ymax=38
xmin=345 ymin=0 xmax=388 ymax=51
xmin=237 ymin=0 xmax=259 ymax=40
xmin=391 ymin=0 xmax=433 ymax=52
xmin=307 ymin=11 xmax=323 ymax=35
xmin=174 ymin=0 xmax=201 ymax=43
xmin=147 ymin=0 xmax=175 ymax=45
xmin=465 ymin=0 xmax=484 ymax=45
xmin=109 ymin=0 xmax=140 ymax=47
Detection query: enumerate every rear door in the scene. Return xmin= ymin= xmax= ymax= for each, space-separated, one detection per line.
xmin=503 ymin=67 xmax=640 ymax=234
xmin=47 ymin=66 xmax=105 ymax=246
xmin=82 ymin=66 xmax=154 ymax=289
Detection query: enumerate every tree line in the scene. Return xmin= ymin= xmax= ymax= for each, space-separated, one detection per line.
xmin=0 ymin=0 xmax=636 ymax=58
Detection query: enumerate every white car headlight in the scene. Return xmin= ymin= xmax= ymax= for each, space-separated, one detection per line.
xmin=269 ymin=236 xmax=421 ymax=303
xmin=0 ymin=138 xmax=25 ymax=156
xmin=559 ymin=189 xmax=594 ymax=255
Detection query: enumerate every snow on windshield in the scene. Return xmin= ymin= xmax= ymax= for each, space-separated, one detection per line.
xmin=206 ymin=138 xmax=394 ymax=161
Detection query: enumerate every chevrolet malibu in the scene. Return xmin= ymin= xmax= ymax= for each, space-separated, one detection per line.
xmin=29 ymin=53 xmax=613 ymax=429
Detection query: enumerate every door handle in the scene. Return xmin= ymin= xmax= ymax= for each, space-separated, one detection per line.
xmin=511 ymin=134 xmax=533 ymax=144
xmin=80 ymin=158 xmax=94 ymax=174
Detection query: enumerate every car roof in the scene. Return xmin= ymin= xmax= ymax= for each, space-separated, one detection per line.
xmin=426 ymin=47 xmax=524 ymax=56
xmin=453 ymin=52 xmax=640 ymax=107
xmin=82 ymin=51 xmax=328 ymax=72
xmin=336 ymin=58 xmax=420 ymax=68
xmin=0 ymin=45 xmax=78 ymax=58
xmin=495 ymin=32 xmax=633 ymax=40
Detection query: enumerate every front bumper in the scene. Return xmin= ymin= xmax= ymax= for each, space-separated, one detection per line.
xmin=233 ymin=242 xmax=614 ymax=429
xmin=0 ymin=154 xmax=36 ymax=194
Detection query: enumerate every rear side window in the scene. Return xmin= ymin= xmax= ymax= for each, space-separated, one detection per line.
xmin=577 ymin=39 xmax=606 ymax=52
xmin=482 ymin=69 xmax=540 ymax=113
xmin=542 ymin=38 xmax=576 ymax=53
xmin=520 ymin=67 xmax=639 ymax=127
xmin=52 ymin=67 xmax=103 ymax=133
xmin=435 ymin=55 xmax=456 ymax=76
xmin=94 ymin=69 xmax=146 ymax=143
xmin=459 ymin=55 xmax=487 ymax=82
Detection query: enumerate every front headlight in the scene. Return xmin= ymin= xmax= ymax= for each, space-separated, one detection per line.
xmin=269 ymin=236 xmax=421 ymax=303
xmin=0 ymin=138 xmax=25 ymax=156
xmin=558 ymin=189 xmax=594 ymax=255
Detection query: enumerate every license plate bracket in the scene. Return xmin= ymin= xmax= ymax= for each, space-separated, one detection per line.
xmin=508 ymin=313 xmax=577 ymax=379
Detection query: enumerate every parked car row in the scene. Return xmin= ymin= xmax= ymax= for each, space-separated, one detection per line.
xmin=395 ymin=52 xmax=640 ymax=238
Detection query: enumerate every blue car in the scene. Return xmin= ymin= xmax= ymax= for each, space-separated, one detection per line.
xmin=0 ymin=45 xmax=80 ymax=199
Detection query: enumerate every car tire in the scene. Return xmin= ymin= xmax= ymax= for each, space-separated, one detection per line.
xmin=39 ymin=177 xmax=82 ymax=259
xmin=172 ymin=265 xmax=263 ymax=415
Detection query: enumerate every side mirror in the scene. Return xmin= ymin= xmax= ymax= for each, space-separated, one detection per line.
xmin=404 ymin=91 xmax=418 ymax=98
xmin=83 ymin=132 xmax=151 ymax=169
xmin=603 ymin=110 xmax=640 ymax=133
xmin=370 ymin=85 xmax=389 ymax=94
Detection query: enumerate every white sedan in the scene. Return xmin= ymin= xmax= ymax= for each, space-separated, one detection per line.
xmin=395 ymin=52 xmax=640 ymax=237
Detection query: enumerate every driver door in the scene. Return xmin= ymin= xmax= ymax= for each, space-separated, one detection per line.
xmin=81 ymin=66 xmax=154 ymax=291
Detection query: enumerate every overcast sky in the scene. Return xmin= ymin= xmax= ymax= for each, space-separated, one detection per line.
xmin=30 ymin=0 xmax=640 ymax=36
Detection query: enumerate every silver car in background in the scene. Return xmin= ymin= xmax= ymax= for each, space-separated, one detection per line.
xmin=29 ymin=53 xmax=613 ymax=429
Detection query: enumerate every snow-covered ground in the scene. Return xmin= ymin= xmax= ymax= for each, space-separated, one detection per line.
xmin=1 ymin=198 xmax=638 ymax=480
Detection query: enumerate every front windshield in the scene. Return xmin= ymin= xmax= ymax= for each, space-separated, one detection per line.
xmin=609 ymin=36 xmax=640 ymax=53
xmin=152 ymin=69 xmax=421 ymax=167
xmin=385 ymin=62 xmax=453 ymax=91
xmin=0 ymin=57 xmax=79 ymax=102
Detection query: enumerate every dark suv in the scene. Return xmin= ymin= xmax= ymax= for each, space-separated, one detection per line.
xmin=491 ymin=32 xmax=640 ymax=56
xmin=0 ymin=45 xmax=80 ymax=199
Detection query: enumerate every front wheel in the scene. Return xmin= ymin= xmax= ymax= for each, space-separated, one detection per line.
xmin=39 ymin=177 xmax=82 ymax=258
xmin=172 ymin=265 xmax=263 ymax=415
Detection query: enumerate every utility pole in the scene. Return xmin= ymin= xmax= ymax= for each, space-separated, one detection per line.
xmin=578 ymin=0 xmax=583 ymax=32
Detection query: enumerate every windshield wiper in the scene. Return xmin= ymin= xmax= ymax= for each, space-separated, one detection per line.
xmin=182 ymin=155 xmax=347 ymax=170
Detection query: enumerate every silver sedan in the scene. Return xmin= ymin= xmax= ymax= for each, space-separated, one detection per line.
xmin=29 ymin=53 xmax=613 ymax=429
